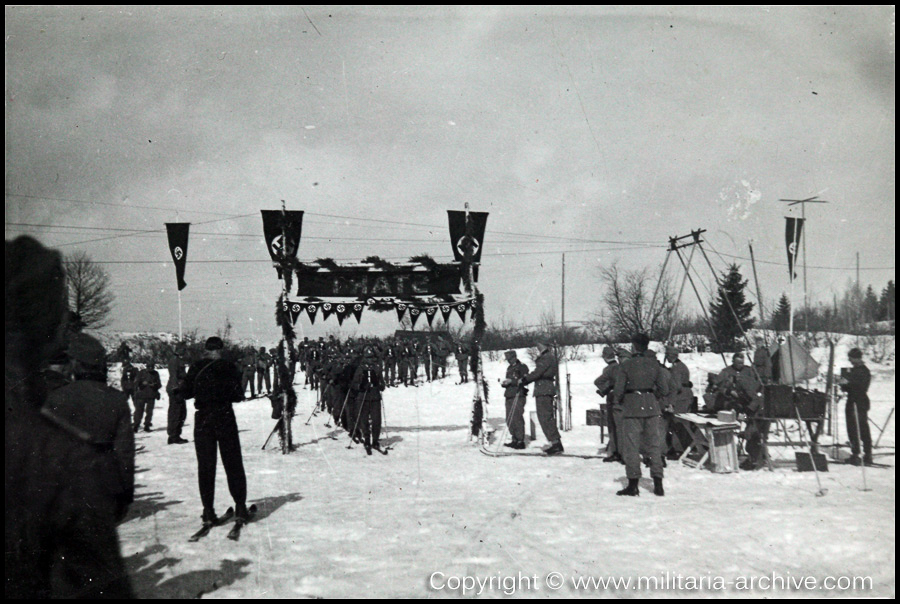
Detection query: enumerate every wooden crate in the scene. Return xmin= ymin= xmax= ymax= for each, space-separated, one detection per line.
xmin=709 ymin=428 xmax=739 ymax=473
xmin=586 ymin=408 xmax=604 ymax=426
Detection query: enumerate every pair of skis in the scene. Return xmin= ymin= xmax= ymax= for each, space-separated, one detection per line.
xmin=479 ymin=443 xmax=604 ymax=460
xmin=188 ymin=504 xmax=258 ymax=542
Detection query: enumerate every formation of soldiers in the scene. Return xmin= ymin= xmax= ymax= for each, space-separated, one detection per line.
xmin=296 ymin=334 xmax=470 ymax=391
xmin=289 ymin=334 xmax=472 ymax=455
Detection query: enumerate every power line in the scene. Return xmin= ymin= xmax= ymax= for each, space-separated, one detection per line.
xmin=5 ymin=192 xmax=238 ymax=217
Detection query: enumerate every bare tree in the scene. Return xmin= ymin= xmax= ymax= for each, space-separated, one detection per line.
xmin=598 ymin=262 xmax=677 ymax=340
xmin=64 ymin=251 xmax=114 ymax=330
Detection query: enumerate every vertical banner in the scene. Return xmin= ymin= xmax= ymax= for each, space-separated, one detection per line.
xmin=448 ymin=210 xmax=489 ymax=280
xmin=785 ymin=217 xmax=804 ymax=281
xmin=261 ymin=210 xmax=305 ymax=277
xmin=165 ymin=222 xmax=190 ymax=291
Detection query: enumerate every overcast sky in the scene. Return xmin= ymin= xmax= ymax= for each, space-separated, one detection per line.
xmin=5 ymin=6 xmax=895 ymax=343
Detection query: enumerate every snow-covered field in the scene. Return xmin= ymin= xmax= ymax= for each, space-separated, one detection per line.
xmin=116 ymin=339 xmax=895 ymax=598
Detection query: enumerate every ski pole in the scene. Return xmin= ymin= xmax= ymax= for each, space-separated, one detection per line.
xmin=330 ymin=387 xmax=352 ymax=430
xmin=852 ymin=403 xmax=870 ymax=492
xmin=491 ymin=390 xmax=520 ymax=454
xmin=794 ymin=406 xmax=826 ymax=497
xmin=303 ymin=395 xmax=319 ymax=425
xmin=347 ymin=390 xmax=367 ymax=449
xmin=262 ymin=418 xmax=283 ymax=450
xmin=873 ymin=407 xmax=894 ymax=449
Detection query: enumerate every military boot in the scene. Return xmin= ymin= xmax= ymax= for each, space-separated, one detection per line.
xmin=653 ymin=477 xmax=665 ymax=497
xmin=201 ymin=508 xmax=220 ymax=526
xmin=544 ymin=441 xmax=564 ymax=456
xmin=617 ymin=478 xmax=640 ymax=496
xmin=235 ymin=503 xmax=251 ymax=522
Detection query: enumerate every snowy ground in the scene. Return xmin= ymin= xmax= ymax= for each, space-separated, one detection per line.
xmin=116 ymin=340 xmax=895 ymax=598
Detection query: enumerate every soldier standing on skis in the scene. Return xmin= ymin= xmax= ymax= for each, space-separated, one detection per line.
xmin=350 ymin=346 xmax=386 ymax=455
xmin=501 ymin=350 xmax=529 ymax=449
xmin=520 ymin=341 xmax=564 ymax=455
xmin=183 ymin=336 xmax=252 ymax=527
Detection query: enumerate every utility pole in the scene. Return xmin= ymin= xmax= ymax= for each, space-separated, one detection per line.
xmin=561 ymin=252 xmax=566 ymax=329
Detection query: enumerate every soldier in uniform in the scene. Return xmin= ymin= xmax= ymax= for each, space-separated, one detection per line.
xmin=613 ymin=333 xmax=670 ymax=496
xmin=434 ymin=338 xmax=449 ymax=379
xmin=120 ymin=358 xmax=138 ymax=407
xmin=840 ymin=347 xmax=873 ymax=466
xmin=397 ymin=340 xmax=413 ymax=386
xmin=411 ymin=341 xmax=422 ymax=383
xmin=270 ymin=347 xmax=280 ymax=391
xmin=593 ymin=346 xmax=622 ymax=462
xmin=306 ymin=345 xmax=322 ymax=392
xmin=256 ymin=346 xmax=272 ymax=396
xmin=41 ymin=350 xmax=73 ymax=393
xmin=6 ymin=235 xmax=135 ymax=599
xmin=350 ymin=347 xmax=386 ymax=455
xmin=455 ymin=342 xmax=470 ymax=384
xmin=422 ymin=338 xmax=434 ymax=382
xmin=520 ymin=341 xmax=564 ymax=455
xmin=239 ymin=348 xmax=257 ymax=399
xmin=133 ymin=360 xmax=162 ymax=433
xmin=383 ymin=339 xmax=398 ymax=387
xmin=711 ymin=353 xmax=765 ymax=469
xmin=752 ymin=337 xmax=773 ymax=385
xmin=663 ymin=345 xmax=694 ymax=458
xmin=45 ymin=333 xmax=135 ymax=522
xmin=182 ymin=336 xmax=251 ymax=526
xmin=165 ymin=343 xmax=190 ymax=444
xmin=501 ymin=350 xmax=529 ymax=448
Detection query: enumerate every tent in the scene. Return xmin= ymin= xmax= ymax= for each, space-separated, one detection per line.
xmin=769 ymin=334 xmax=820 ymax=385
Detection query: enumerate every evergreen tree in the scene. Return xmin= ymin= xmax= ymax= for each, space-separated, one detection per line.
xmin=863 ymin=285 xmax=879 ymax=323
xmin=879 ymin=280 xmax=895 ymax=322
xmin=708 ymin=264 xmax=755 ymax=350
xmin=771 ymin=293 xmax=792 ymax=331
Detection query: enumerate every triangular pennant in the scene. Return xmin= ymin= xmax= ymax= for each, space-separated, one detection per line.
xmin=440 ymin=304 xmax=452 ymax=324
xmin=455 ymin=301 xmax=469 ymax=322
xmin=305 ymin=302 xmax=318 ymax=325
xmin=288 ymin=301 xmax=303 ymax=325
xmin=335 ymin=302 xmax=350 ymax=326
xmin=321 ymin=302 xmax=334 ymax=321
xmin=425 ymin=305 xmax=437 ymax=326
xmin=409 ymin=306 xmax=421 ymax=328
xmin=396 ymin=302 xmax=407 ymax=323
xmin=352 ymin=302 xmax=365 ymax=324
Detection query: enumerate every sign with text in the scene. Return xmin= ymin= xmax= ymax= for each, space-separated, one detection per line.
xmin=295 ymin=264 xmax=463 ymax=297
